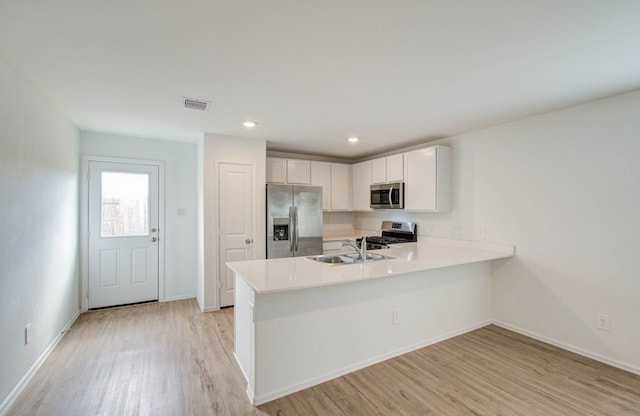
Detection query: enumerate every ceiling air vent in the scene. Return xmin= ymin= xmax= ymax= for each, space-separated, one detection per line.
xmin=183 ymin=97 xmax=210 ymax=111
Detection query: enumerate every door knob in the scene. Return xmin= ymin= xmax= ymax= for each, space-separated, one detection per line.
xmin=245 ymin=239 xmax=253 ymax=244
xmin=151 ymin=228 xmax=158 ymax=233
xmin=151 ymin=237 xmax=158 ymax=242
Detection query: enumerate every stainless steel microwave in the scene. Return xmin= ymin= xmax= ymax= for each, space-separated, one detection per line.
xmin=370 ymin=182 xmax=404 ymax=209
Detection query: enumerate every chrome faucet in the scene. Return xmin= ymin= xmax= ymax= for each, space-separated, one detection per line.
xmin=341 ymin=236 xmax=367 ymax=261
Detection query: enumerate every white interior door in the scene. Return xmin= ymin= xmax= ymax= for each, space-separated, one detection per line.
xmin=219 ymin=163 xmax=254 ymax=307
xmin=88 ymin=161 xmax=159 ymax=309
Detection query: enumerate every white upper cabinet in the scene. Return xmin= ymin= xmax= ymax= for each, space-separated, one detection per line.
xmin=266 ymin=158 xmax=286 ymax=183
xmin=310 ymin=161 xmax=332 ymax=210
xmin=286 ymin=159 xmax=311 ymax=184
xmin=267 ymin=158 xmax=311 ymax=184
xmin=330 ymin=163 xmax=351 ymax=211
xmin=371 ymin=154 xmax=404 ymax=184
xmin=370 ymin=157 xmax=387 ymax=184
xmin=403 ymin=145 xmax=451 ymax=212
xmin=351 ymin=160 xmax=372 ymax=211
xmin=269 ymin=145 xmax=449 ymax=213
xmin=306 ymin=161 xmax=351 ymax=211
xmin=386 ymin=154 xmax=404 ymax=182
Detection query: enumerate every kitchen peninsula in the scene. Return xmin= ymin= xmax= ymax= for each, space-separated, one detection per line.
xmin=226 ymin=238 xmax=514 ymax=405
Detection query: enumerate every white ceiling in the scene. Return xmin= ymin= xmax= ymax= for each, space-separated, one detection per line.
xmin=1 ymin=1 xmax=639 ymax=159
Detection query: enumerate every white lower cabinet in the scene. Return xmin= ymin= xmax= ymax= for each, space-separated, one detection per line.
xmin=322 ymin=240 xmax=343 ymax=253
xmin=403 ymin=145 xmax=451 ymax=212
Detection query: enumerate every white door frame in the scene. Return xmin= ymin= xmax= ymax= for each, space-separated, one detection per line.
xmin=214 ymin=159 xmax=256 ymax=309
xmin=80 ymin=155 xmax=165 ymax=312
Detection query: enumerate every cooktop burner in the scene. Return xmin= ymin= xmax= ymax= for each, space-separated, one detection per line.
xmin=365 ymin=236 xmax=404 ymax=245
xmin=357 ymin=221 xmax=417 ymax=249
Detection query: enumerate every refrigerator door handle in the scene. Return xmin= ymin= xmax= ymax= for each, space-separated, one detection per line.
xmin=288 ymin=206 xmax=295 ymax=252
xmin=294 ymin=206 xmax=299 ymax=251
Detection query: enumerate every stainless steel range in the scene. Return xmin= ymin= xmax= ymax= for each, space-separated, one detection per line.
xmin=357 ymin=221 xmax=417 ymax=250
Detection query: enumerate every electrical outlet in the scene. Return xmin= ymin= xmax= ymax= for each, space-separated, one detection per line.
xmin=25 ymin=324 xmax=31 ymax=345
xmin=596 ymin=313 xmax=611 ymax=331
xmin=392 ymin=310 xmax=399 ymax=325
xmin=478 ymin=228 xmax=487 ymax=240
xmin=451 ymin=227 xmax=462 ymax=239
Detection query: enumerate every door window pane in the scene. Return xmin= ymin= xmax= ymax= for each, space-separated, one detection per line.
xmin=101 ymin=172 xmax=149 ymax=237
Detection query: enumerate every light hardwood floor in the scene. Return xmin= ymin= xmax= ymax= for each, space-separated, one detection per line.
xmin=8 ymin=299 xmax=640 ymax=415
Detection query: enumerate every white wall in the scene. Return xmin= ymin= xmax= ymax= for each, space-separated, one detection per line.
xmin=357 ymin=89 xmax=640 ymax=373
xmin=322 ymin=211 xmax=357 ymax=237
xmin=196 ymin=138 xmax=206 ymax=309
xmin=0 ymin=60 xmax=79 ymax=410
xmin=80 ymin=132 xmax=198 ymax=301
xmin=201 ymin=134 xmax=266 ymax=311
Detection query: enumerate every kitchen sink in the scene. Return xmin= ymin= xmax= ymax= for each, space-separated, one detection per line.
xmin=309 ymin=255 xmax=357 ymax=264
xmin=341 ymin=252 xmax=393 ymax=261
xmin=307 ymin=252 xmax=394 ymax=265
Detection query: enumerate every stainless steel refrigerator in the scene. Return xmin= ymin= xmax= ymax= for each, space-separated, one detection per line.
xmin=266 ymin=184 xmax=323 ymax=258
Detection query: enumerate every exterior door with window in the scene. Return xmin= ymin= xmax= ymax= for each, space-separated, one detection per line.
xmin=88 ymin=161 xmax=159 ymax=309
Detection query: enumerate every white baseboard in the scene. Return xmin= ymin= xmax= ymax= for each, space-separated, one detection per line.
xmin=161 ymin=294 xmax=196 ymax=302
xmin=233 ymin=352 xmax=251 ymax=385
xmin=232 ymin=352 xmax=256 ymax=404
xmin=492 ymin=320 xmax=640 ymax=376
xmin=0 ymin=309 xmax=81 ymax=416
xmin=252 ymin=320 xmax=492 ymax=405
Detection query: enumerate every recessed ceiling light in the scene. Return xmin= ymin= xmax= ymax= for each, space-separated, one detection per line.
xmin=243 ymin=121 xmax=257 ymax=128
xmin=347 ymin=136 xmax=359 ymax=143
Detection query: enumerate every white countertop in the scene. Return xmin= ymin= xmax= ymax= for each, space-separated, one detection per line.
xmin=227 ymin=238 xmax=514 ymax=294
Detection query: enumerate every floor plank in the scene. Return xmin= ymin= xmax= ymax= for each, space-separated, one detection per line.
xmin=7 ymin=299 xmax=640 ymax=416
